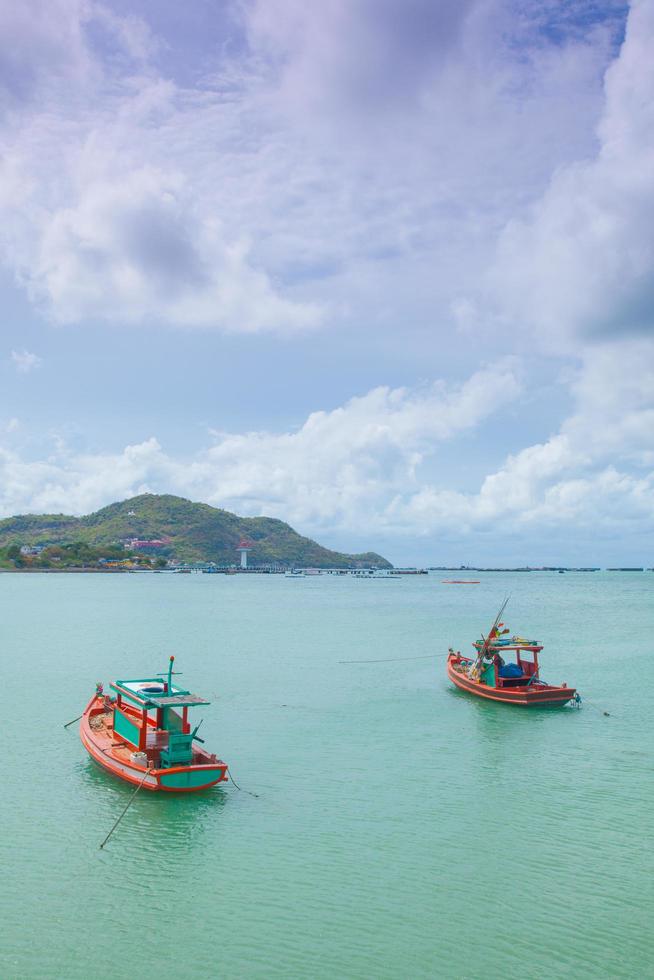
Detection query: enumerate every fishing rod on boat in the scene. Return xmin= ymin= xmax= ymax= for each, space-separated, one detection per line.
xmin=484 ymin=596 xmax=510 ymax=654
xmin=468 ymin=595 xmax=510 ymax=679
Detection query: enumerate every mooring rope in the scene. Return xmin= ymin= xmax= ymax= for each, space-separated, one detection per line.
xmin=228 ymin=770 xmax=260 ymax=798
xmin=579 ymin=695 xmax=610 ymax=716
xmin=339 ymin=653 xmax=444 ymax=664
xmin=99 ymin=767 xmax=152 ymax=849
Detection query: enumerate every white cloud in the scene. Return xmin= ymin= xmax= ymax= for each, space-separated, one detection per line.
xmin=0 ymin=1 xmax=649 ymax=562
xmin=389 ymin=340 xmax=654 ymax=533
xmin=0 ymin=362 xmax=520 ymax=521
xmin=194 ymin=359 xmax=522 ymax=524
xmin=32 ymin=167 xmax=322 ymax=332
xmin=490 ymin=0 xmax=654 ymax=351
xmin=0 ymin=0 xmax=622 ymax=335
xmin=0 ymin=6 xmax=323 ymax=333
xmin=0 ymin=0 xmax=90 ymax=105
xmin=0 ymin=352 xmax=651 ymax=552
xmin=10 ymin=349 xmax=41 ymax=373
xmin=245 ymin=0 xmax=478 ymax=121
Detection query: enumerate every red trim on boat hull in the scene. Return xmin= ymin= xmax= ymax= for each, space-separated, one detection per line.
xmin=446 ymin=654 xmax=575 ymax=707
xmin=79 ymin=698 xmax=228 ymax=792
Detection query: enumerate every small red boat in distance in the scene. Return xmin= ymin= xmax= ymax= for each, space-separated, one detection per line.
xmin=80 ymin=657 xmax=228 ymax=791
xmin=447 ymin=601 xmax=578 ymax=708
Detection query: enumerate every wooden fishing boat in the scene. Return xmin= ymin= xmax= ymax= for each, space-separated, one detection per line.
xmin=80 ymin=657 xmax=228 ymax=791
xmin=447 ymin=602 xmax=577 ymax=707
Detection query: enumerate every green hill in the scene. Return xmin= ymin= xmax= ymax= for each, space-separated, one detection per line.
xmin=0 ymin=494 xmax=391 ymax=568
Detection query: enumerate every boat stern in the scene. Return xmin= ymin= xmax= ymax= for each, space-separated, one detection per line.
xmin=156 ymin=763 xmax=228 ymax=792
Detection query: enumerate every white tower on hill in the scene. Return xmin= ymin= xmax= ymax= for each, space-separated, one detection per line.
xmin=237 ymin=538 xmax=253 ymax=569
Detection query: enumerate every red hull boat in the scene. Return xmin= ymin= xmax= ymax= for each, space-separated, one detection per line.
xmin=447 ymin=651 xmax=576 ymax=707
xmin=79 ymin=658 xmax=228 ymax=792
xmin=447 ymin=601 xmax=577 ymax=708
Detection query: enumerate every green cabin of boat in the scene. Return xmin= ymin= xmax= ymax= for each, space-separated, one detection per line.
xmin=109 ymin=656 xmax=210 ymax=766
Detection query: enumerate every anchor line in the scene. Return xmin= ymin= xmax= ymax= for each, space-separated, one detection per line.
xmin=579 ymin=696 xmax=611 ymax=717
xmin=99 ymin=766 xmax=153 ymax=849
xmin=228 ymin=770 xmax=260 ymax=798
xmin=339 ymin=654 xmax=445 ymax=664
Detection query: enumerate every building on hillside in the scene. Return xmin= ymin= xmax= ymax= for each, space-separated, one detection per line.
xmin=123 ymin=537 xmax=168 ymax=551
xmin=20 ymin=544 xmax=45 ymax=556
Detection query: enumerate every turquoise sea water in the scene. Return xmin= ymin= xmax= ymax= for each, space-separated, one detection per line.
xmin=1 ymin=571 xmax=653 ymax=979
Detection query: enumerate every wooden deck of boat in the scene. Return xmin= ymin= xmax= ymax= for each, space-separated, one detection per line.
xmin=87 ymin=705 xmax=207 ymax=768
xmin=89 ymin=709 xmax=141 ymax=765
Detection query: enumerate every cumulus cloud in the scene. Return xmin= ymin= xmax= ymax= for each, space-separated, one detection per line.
xmin=0 ymin=0 xmax=623 ymax=335
xmin=0 ymin=1 xmax=649 ymax=560
xmin=31 ymin=167 xmax=322 ymax=331
xmin=245 ymin=0 xmax=478 ymax=119
xmin=0 ymin=362 xmax=520 ymax=521
xmin=0 ymin=4 xmax=323 ymax=333
xmin=1 ymin=351 xmax=651 ymax=549
xmin=490 ymin=0 xmax=654 ymax=350
xmin=10 ymin=349 xmax=41 ymax=373
xmin=390 ymin=340 xmax=654 ymax=533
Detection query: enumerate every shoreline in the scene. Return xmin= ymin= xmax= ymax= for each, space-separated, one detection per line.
xmin=1 ymin=566 xmax=650 ymax=574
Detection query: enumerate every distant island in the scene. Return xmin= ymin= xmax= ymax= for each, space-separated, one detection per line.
xmin=0 ymin=493 xmax=391 ymax=571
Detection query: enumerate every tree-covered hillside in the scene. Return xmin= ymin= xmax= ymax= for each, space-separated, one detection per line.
xmin=0 ymin=494 xmax=391 ymax=568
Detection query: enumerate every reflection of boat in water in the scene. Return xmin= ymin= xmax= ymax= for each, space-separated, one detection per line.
xmin=80 ymin=657 xmax=228 ymax=792
xmin=447 ymin=600 xmax=578 ymax=708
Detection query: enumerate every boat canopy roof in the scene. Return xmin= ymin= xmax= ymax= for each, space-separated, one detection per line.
xmin=110 ymin=677 xmax=211 ymax=709
xmin=473 ymin=643 xmax=542 ymax=653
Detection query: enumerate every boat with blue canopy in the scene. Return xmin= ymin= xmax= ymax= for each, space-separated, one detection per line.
xmin=447 ymin=600 xmax=578 ymax=708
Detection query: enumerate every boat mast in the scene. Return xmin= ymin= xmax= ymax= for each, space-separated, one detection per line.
xmin=468 ymin=596 xmax=510 ymax=680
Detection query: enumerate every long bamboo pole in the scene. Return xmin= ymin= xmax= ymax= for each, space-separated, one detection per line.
xmin=63 ymin=713 xmax=84 ymax=729
xmin=468 ymin=595 xmax=510 ymax=679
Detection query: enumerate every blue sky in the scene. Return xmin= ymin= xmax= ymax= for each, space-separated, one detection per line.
xmin=1 ymin=0 xmax=653 ymax=566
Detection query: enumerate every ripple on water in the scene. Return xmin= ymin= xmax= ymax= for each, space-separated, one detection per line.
xmin=2 ymin=571 xmax=653 ymax=979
